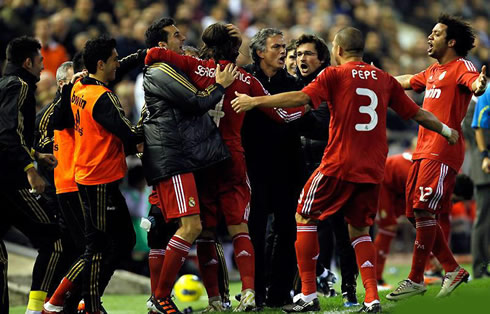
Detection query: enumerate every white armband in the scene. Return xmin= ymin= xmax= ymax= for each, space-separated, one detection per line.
xmin=441 ymin=123 xmax=451 ymax=138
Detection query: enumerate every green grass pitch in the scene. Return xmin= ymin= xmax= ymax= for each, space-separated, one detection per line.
xmin=10 ymin=264 xmax=490 ymax=313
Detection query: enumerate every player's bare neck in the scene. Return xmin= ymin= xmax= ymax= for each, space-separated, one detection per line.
xmin=437 ymin=51 xmax=459 ymax=65
xmin=340 ymin=56 xmax=362 ymax=65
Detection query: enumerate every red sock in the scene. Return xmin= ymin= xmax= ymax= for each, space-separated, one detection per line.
xmin=432 ymin=223 xmax=459 ymax=273
xmin=352 ymin=235 xmax=379 ymax=303
xmin=49 ymin=277 xmax=75 ymax=306
xmin=374 ymin=229 xmax=395 ymax=281
xmin=149 ymin=249 xmax=165 ymax=294
xmin=232 ymin=233 xmax=255 ymax=291
xmin=296 ymin=224 xmax=318 ymax=296
xmin=155 ymin=236 xmax=191 ymax=299
xmin=437 ymin=213 xmax=450 ymax=242
xmin=408 ymin=217 xmax=437 ymax=283
xmin=196 ymin=239 xmax=220 ymax=298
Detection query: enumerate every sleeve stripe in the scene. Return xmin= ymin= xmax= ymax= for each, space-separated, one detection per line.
xmin=16 ymin=78 xmax=34 ymax=159
xmin=460 ymin=58 xmax=477 ymax=72
xmin=38 ymin=98 xmax=58 ymax=149
xmin=478 ymin=105 xmax=490 ymax=128
xmin=106 ymin=92 xmax=138 ymax=134
xmin=150 ymin=62 xmax=198 ymax=93
xmin=275 ymin=108 xmax=302 ymax=122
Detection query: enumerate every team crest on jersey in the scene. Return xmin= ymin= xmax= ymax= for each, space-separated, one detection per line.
xmin=189 ymin=197 xmax=196 ymax=207
xmin=438 ymin=71 xmax=446 ymax=80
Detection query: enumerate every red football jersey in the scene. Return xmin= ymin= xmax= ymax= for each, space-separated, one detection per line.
xmin=410 ymin=58 xmax=479 ymax=172
xmin=145 ymin=48 xmax=304 ymax=152
xmin=380 ymin=152 xmax=413 ymax=217
xmin=302 ymin=61 xmax=420 ymax=183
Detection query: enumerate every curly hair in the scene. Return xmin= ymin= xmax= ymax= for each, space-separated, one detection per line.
xmin=438 ymin=14 xmax=475 ymax=57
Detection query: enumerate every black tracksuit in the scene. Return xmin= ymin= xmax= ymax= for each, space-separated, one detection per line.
xmin=0 ymin=63 xmax=63 ymax=314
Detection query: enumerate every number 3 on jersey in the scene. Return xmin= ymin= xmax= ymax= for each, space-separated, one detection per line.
xmin=355 ymin=88 xmax=378 ymax=132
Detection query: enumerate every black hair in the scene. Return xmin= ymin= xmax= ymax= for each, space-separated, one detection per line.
xmin=437 ymin=14 xmax=475 ymax=57
xmin=296 ymin=34 xmax=331 ymax=66
xmin=72 ymin=51 xmax=85 ymax=73
xmin=6 ymin=36 xmax=41 ymax=67
xmin=145 ymin=17 xmax=175 ymax=48
xmin=199 ymin=22 xmax=240 ymax=62
xmin=82 ymin=36 xmax=117 ymax=74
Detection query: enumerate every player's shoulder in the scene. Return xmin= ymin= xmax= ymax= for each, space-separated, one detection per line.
xmin=454 ymin=58 xmax=478 ymax=73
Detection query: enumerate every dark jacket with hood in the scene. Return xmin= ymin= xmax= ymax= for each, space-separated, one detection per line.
xmin=142 ymin=62 xmax=230 ymax=185
xmin=0 ymin=63 xmax=39 ymax=186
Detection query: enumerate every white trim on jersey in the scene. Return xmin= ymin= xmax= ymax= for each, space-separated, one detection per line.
xmin=301 ymin=171 xmax=324 ymax=215
xmin=429 ymin=164 xmax=448 ymax=210
xmin=275 ymin=108 xmax=303 ymax=122
xmin=172 ymin=174 xmax=187 ymax=214
xmin=459 ymin=58 xmax=477 ymax=72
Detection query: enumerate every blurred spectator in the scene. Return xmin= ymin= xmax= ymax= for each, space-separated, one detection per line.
xmin=65 ymin=0 xmax=107 ymax=55
xmin=35 ymin=71 xmax=57 ymax=111
xmin=34 ymin=16 xmax=69 ymax=76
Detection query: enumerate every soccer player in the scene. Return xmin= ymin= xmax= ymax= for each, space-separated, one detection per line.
xmin=374 ymin=151 xmax=413 ymax=290
xmin=145 ymin=22 xmax=305 ymax=312
xmin=50 ymin=37 xmax=142 ymax=314
xmin=0 ymin=36 xmax=63 ymax=314
xmin=387 ymin=14 xmax=487 ymax=300
xmin=294 ymin=34 xmax=359 ymax=306
xmin=44 ymin=47 xmax=148 ymax=314
xmin=231 ymin=27 xmax=458 ymax=313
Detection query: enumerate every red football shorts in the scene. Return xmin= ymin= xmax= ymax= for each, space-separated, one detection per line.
xmin=297 ymin=169 xmax=380 ymax=228
xmin=376 ymin=183 xmax=405 ymax=228
xmin=405 ymin=159 xmax=457 ymax=218
xmin=154 ymin=173 xmax=200 ymax=222
xmin=196 ymin=150 xmax=251 ymax=228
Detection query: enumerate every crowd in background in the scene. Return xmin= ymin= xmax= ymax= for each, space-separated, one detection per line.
xmin=1 ymin=0 xmax=488 ymax=274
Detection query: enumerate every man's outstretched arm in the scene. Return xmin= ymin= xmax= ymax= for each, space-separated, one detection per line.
xmin=231 ymin=90 xmax=310 ymax=112
xmin=412 ymin=108 xmax=459 ymax=144
xmin=395 ymin=74 xmax=414 ymax=90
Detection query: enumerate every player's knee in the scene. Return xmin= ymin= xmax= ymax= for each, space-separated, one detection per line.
xmin=295 ymin=212 xmax=314 ymax=224
xmin=227 ymin=223 xmax=248 ymax=236
xmin=179 ymin=215 xmax=202 ymax=240
xmin=348 ymin=224 xmax=370 ymax=238
xmin=86 ymin=230 xmax=110 ymax=253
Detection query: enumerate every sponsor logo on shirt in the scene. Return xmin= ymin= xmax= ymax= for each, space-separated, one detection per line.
xmin=425 ymin=85 xmax=441 ymax=99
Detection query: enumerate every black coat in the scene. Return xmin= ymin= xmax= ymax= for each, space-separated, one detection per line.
xmin=142 ymin=62 xmax=230 ymax=185
xmin=0 ymin=63 xmax=38 ymax=187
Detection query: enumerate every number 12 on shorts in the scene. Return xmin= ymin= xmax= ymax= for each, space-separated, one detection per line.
xmin=419 ymin=186 xmax=433 ymax=202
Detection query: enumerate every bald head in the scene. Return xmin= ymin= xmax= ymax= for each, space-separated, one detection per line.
xmin=334 ymin=27 xmax=364 ymax=56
